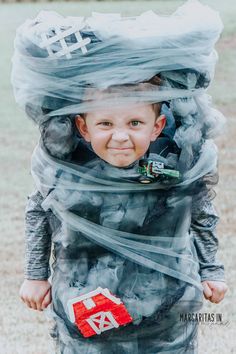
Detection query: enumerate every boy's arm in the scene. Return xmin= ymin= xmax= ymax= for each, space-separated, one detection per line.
xmin=20 ymin=190 xmax=53 ymax=310
xmin=24 ymin=190 xmax=52 ymax=280
xmin=190 ymin=195 xmax=225 ymax=282
xmin=191 ymin=195 xmax=228 ymax=303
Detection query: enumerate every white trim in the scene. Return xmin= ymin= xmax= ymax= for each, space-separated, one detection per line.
xmin=40 ymin=25 xmax=91 ymax=59
xmin=54 ymin=38 xmax=91 ymax=59
xmin=86 ymin=311 xmax=120 ymax=335
xmin=67 ymin=287 xmax=121 ymax=322
xmin=83 ymin=298 xmax=96 ymax=310
xmin=40 ymin=25 xmax=84 ymax=46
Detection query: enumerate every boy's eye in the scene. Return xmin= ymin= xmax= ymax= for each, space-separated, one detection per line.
xmin=130 ymin=120 xmax=141 ymax=126
xmin=98 ymin=122 xmax=112 ymax=126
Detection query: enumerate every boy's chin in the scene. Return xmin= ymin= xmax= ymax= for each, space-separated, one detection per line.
xmin=104 ymin=156 xmax=137 ymax=168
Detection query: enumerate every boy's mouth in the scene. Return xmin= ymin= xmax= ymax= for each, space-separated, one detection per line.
xmin=108 ymin=148 xmax=134 ymax=155
xmin=107 ymin=147 xmax=133 ymax=150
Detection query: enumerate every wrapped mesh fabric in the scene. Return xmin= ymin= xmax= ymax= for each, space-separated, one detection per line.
xmin=12 ymin=0 xmax=225 ymax=352
xmin=12 ymin=0 xmax=223 ymax=120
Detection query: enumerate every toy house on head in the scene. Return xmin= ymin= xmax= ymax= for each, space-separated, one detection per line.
xmin=67 ymin=287 xmax=133 ymax=337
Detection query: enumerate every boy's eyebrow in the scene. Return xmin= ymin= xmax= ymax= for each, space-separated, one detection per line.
xmin=94 ymin=117 xmax=114 ymax=121
xmin=94 ymin=115 xmax=147 ymax=122
xmin=126 ymin=114 xmax=147 ymax=119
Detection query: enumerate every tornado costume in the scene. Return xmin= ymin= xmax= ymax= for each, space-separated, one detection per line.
xmin=11 ymin=1 xmax=225 ymax=353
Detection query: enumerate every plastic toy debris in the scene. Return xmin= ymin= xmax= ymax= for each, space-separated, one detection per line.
xmin=67 ymin=287 xmax=133 ymax=337
xmin=40 ymin=24 xmax=91 ymax=59
xmin=138 ymin=158 xmax=180 ymax=184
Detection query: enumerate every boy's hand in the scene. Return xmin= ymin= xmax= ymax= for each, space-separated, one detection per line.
xmin=202 ymin=280 xmax=228 ymax=304
xmin=19 ymin=279 xmax=52 ymax=311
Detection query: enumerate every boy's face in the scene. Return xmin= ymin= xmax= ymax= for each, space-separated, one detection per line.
xmin=75 ymin=104 xmax=166 ymax=167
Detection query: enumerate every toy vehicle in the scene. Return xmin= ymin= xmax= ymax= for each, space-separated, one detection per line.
xmin=138 ymin=159 xmax=180 ymax=184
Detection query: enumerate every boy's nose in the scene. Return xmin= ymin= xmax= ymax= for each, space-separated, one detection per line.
xmin=112 ymin=130 xmax=129 ymax=142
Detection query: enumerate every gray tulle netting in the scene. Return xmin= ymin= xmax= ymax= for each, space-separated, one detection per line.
xmin=12 ymin=0 xmax=225 ymax=353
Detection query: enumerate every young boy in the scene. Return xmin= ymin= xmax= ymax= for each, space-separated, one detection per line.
xmin=19 ymin=99 xmax=227 ymax=352
xmin=12 ymin=4 xmax=228 ymax=353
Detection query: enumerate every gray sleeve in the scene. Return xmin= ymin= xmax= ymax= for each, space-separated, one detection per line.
xmin=24 ymin=190 xmax=52 ymax=280
xmin=191 ymin=195 xmax=225 ymax=282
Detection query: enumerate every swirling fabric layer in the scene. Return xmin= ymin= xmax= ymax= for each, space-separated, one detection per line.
xmin=12 ymin=0 xmax=223 ymax=120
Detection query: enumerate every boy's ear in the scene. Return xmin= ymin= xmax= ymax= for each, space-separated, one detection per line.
xmin=75 ymin=115 xmax=91 ymax=142
xmin=150 ymin=114 xmax=166 ymax=142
